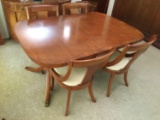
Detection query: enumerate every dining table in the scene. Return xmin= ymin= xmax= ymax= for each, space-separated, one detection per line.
xmin=14 ymin=12 xmax=144 ymax=106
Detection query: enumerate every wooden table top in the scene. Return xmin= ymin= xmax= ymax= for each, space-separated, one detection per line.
xmin=15 ymin=12 xmax=144 ymax=67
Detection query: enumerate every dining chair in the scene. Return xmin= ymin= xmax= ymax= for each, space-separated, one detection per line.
xmin=102 ymin=35 xmax=157 ymax=97
xmin=62 ymin=2 xmax=88 ymax=15
xmin=25 ymin=5 xmax=59 ymax=19
xmin=75 ymin=1 xmax=96 ymax=12
xmin=24 ymin=5 xmax=59 ymax=73
xmin=50 ymin=49 xmax=115 ymax=116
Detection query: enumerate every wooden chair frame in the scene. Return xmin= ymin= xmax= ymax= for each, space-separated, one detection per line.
xmin=102 ymin=35 xmax=157 ymax=97
xmin=50 ymin=49 xmax=115 ymax=116
xmin=62 ymin=2 xmax=88 ymax=15
xmin=25 ymin=5 xmax=59 ymax=19
xmin=76 ymin=1 xmax=96 ymax=12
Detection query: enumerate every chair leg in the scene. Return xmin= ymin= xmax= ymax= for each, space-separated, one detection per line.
xmin=107 ymin=73 xmax=115 ymax=97
xmin=124 ymin=71 xmax=129 ymax=86
xmin=65 ymin=90 xmax=71 ymax=116
xmin=88 ymin=81 xmax=96 ymax=102
xmin=25 ymin=66 xmax=45 ymax=74
xmin=45 ymin=70 xmax=51 ymax=107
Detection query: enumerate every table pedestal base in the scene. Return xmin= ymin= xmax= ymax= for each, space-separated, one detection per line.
xmin=25 ymin=66 xmax=45 ymax=74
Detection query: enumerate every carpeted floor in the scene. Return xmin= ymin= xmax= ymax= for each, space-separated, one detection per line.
xmin=0 ymin=40 xmax=160 ymax=120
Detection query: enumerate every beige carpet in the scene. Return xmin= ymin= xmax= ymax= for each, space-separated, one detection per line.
xmin=0 ymin=40 xmax=160 ymax=120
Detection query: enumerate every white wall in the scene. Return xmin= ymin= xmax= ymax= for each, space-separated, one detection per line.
xmin=71 ymin=0 xmax=82 ymax=2
xmin=107 ymin=0 xmax=115 ymax=16
xmin=0 ymin=0 xmax=9 ymax=39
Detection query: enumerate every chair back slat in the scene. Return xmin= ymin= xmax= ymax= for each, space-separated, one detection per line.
xmin=123 ymin=35 xmax=157 ymax=70
xmin=72 ymin=49 xmax=115 ymax=67
xmin=62 ymin=2 xmax=88 ymax=15
xmin=76 ymin=1 xmax=96 ymax=12
xmin=25 ymin=5 xmax=59 ymax=19
xmin=71 ymin=49 xmax=115 ymax=85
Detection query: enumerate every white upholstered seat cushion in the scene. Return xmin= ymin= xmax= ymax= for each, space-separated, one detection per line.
xmin=54 ymin=66 xmax=87 ymax=86
xmin=106 ymin=57 xmax=131 ymax=71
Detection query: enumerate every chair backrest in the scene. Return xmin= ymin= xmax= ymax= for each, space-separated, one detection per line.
xmin=50 ymin=49 xmax=115 ymax=85
xmin=62 ymin=2 xmax=88 ymax=15
xmin=71 ymin=49 xmax=115 ymax=85
xmin=25 ymin=5 xmax=59 ymax=19
xmin=75 ymin=1 xmax=96 ymax=12
xmin=70 ymin=49 xmax=115 ymax=84
xmin=117 ymin=35 xmax=157 ymax=70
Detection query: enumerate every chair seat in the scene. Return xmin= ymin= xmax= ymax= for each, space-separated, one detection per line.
xmin=106 ymin=57 xmax=131 ymax=71
xmin=55 ymin=66 xmax=87 ymax=86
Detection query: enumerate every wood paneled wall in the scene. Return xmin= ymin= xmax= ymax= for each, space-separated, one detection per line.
xmin=112 ymin=0 xmax=160 ymax=48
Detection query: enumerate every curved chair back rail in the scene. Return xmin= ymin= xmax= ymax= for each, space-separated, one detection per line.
xmin=75 ymin=1 xmax=96 ymax=12
xmin=106 ymin=34 xmax=158 ymax=73
xmin=50 ymin=48 xmax=115 ymax=116
xmin=62 ymin=2 xmax=88 ymax=15
xmin=102 ymin=34 xmax=157 ymax=97
xmin=25 ymin=5 xmax=59 ymax=19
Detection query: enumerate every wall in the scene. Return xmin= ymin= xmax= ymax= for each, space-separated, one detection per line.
xmin=71 ymin=0 xmax=82 ymax=2
xmin=0 ymin=0 xmax=9 ymax=39
xmin=107 ymin=0 xmax=115 ymax=16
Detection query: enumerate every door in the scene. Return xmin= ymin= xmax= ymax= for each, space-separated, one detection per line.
xmin=97 ymin=0 xmax=109 ymax=13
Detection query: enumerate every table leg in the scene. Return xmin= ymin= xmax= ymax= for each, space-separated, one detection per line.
xmin=45 ymin=69 xmax=51 ymax=107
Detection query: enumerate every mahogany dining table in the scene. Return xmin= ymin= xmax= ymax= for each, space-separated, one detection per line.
xmin=14 ymin=12 xmax=144 ymax=106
